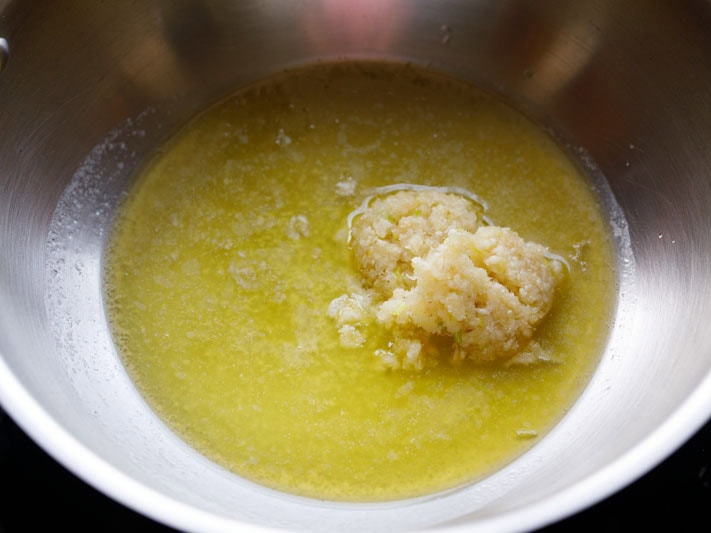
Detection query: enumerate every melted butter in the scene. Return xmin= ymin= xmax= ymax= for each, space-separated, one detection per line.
xmin=104 ymin=62 xmax=617 ymax=501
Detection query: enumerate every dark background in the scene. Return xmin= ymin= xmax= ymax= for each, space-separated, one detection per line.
xmin=0 ymin=407 xmax=708 ymax=532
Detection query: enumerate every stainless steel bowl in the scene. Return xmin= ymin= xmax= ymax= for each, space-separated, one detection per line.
xmin=1 ymin=1 xmax=710 ymax=531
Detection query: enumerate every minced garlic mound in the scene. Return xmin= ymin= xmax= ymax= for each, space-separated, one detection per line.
xmin=329 ymin=188 xmax=564 ymax=369
xmin=349 ymin=190 xmax=481 ymax=294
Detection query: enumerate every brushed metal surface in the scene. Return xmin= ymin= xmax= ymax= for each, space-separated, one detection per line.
xmin=1 ymin=1 xmax=710 ymax=531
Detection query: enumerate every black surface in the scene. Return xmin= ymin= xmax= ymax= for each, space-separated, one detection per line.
xmin=0 ymin=406 xmax=708 ymax=532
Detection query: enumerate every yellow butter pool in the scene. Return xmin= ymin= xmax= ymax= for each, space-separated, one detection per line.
xmin=104 ymin=62 xmax=616 ymax=501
